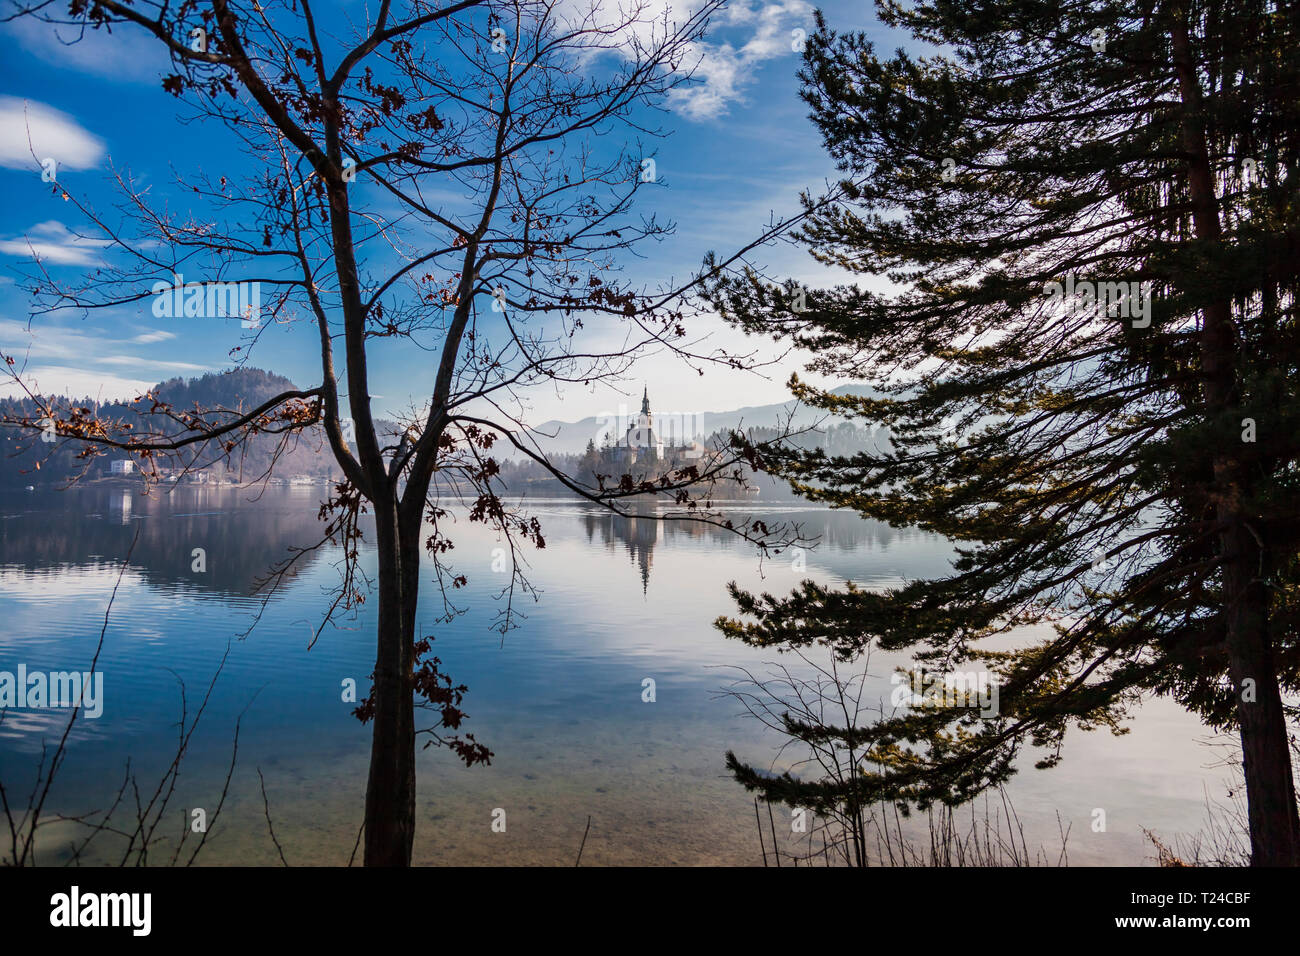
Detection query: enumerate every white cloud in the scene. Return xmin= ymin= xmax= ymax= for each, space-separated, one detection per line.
xmin=740 ymin=0 xmax=807 ymax=57
xmin=669 ymin=43 xmax=745 ymax=120
xmin=0 ymin=220 xmax=112 ymax=266
xmin=0 ymin=96 xmax=105 ymax=172
xmin=0 ymin=365 xmax=156 ymax=401
xmin=0 ymin=317 xmax=209 ymax=399
xmin=99 ymin=354 xmax=206 ymax=372
xmin=1 ymin=16 xmax=167 ymax=83
xmin=667 ymin=0 xmax=812 ymax=121
xmin=131 ymin=330 xmax=177 ymax=344
xmin=553 ymin=0 xmax=811 ymax=121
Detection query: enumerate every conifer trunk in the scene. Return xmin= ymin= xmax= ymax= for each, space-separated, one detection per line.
xmin=1169 ymin=5 xmax=1300 ymax=866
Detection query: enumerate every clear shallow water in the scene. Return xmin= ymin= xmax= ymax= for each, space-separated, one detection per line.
xmin=0 ymin=485 xmax=1233 ymax=865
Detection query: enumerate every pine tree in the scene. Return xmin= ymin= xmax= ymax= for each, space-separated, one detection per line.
xmin=581 ymin=438 xmax=601 ymax=480
xmin=708 ymin=0 xmax=1300 ymax=864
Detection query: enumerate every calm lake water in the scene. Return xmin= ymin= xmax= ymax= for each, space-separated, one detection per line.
xmin=0 ymin=484 xmax=1236 ymax=865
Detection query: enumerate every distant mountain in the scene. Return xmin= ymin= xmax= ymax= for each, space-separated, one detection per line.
xmin=520 ymin=384 xmax=882 ymax=457
xmin=152 ymin=367 xmax=303 ymax=412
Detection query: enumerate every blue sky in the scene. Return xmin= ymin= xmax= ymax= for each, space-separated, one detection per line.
xmin=0 ymin=1 xmax=897 ymax=425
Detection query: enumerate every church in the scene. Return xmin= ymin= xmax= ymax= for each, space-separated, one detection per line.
xmin=620 ymin=387 xmax=664 ymax=460
xmin=600 ymin=387 xmax=706 ymax=469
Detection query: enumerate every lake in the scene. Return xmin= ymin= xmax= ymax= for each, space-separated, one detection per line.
xmin=0 ymin=484 xmax=1235 ymax=865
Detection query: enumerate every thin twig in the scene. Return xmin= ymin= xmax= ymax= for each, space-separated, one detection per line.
xmin=257 ymin=768 xmax=290 ymax=866
xmin=574 ymin=815 xmax=592 ymax=866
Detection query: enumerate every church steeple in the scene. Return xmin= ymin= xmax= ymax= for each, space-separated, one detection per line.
xmin=640 ymin=386 xmax=650 ymax=417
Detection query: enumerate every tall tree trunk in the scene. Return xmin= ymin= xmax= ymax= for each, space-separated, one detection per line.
xmin=1169 ymin=5 xmax=1300 ymax=865
xmin=1221 ymin=560 xmax=1299 ymax=865
xmin=362 ymin=496 xmax=417 ymax=866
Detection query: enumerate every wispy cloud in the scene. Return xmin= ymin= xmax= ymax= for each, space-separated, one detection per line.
xmin=0 ymin=364 xmax=158 ymax=401
xmin=555 ymin=0 xmax=811 ymax=121
xmin=0 ymin=317 xmax=209 ymax=400
xmin=0 ymin=220 xmax=111 ymax=266
xmin=668 ymin=0 xmax=812 ymax=121
xmin=98 ymin=354 xmax=205 ymax=372
xmin=0 ymin=96 xmax=105 ymax=172
xmin=2 ymin=16 xmax=166 ymax=83
xmin=131 ymin=330 xmax=177 ymax=344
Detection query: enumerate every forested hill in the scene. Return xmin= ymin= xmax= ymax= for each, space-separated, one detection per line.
xmin=151 ymin=367 xmax=301 ymax=411
xmin=0 ymin=367 xmax=340 ymax=488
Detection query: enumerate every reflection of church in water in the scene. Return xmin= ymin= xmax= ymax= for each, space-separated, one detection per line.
xmin=586 ymin=388 xmax=710 ymax=593
xmin=583 ymin=388 xmax=715 ymax=593
xmin=582 ymin=505 xmax=663 ymax=595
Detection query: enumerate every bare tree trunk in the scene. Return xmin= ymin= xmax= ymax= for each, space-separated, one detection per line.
xmin=1170 ymin=6 xmax=1300 ymax=866
xmin=363 ymin=497 xmax=417 ymax=866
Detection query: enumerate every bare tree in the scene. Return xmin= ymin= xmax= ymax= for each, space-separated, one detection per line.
xmin=1 ymin=0 xmax=806 ymax=865
xmin=721 ymin=649 xmax=1071 ymax=867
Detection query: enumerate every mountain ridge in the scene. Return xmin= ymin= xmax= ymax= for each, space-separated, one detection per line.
xmin=521 ymin=383 xmax=879 ymax=457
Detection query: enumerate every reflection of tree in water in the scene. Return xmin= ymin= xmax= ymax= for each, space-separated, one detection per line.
xmin=579 ymin=502 xmax=938 ymax=592
xmin=0 ymin=485 xmax=332 ymax=598
xmin=799 ymin=510 xmax=930 ymax=553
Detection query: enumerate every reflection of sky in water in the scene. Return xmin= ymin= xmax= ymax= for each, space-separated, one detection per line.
xmin=0 ymin=487 xmax=1234 ymax=865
